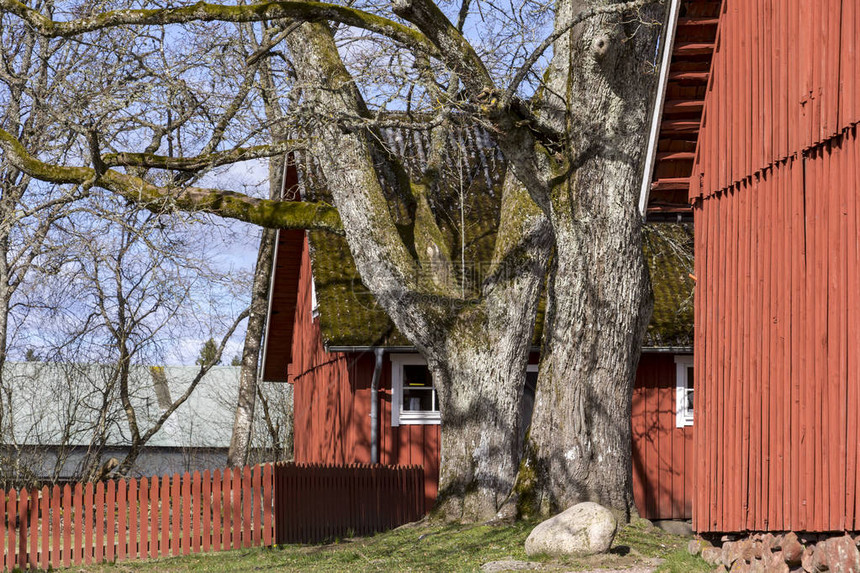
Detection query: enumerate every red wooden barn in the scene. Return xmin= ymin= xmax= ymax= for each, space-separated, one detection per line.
xmin=643 ymin=0 xmax=860 ymax=533
xmin=261 ymin=125 xmax=697 ymax=520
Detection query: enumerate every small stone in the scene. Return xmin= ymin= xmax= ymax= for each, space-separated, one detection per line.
xmin=688 ymin=537 xmax=712 ymax=556
xmin=737 ymin=538 xmax=757 ymax=562
xmin=783 ymin=532 xmax=804 ymax=566
xmin=723 ymin=541 xmax=738 ymax=566
xmin=764 ymin=551 xmax=791 ymax=573
xmin=702 ymin=546 xmax=724 ymax=565
xmin=800 ymin=547 xmax=817 ymax=572
xmin=524 ymin=501 xmax=616 ymax=557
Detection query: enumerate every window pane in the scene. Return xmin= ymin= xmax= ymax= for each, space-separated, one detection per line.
xmin=403 ymin=388 xmax=434 ymax=411
xmin=687 ymin=366 xmax=694 ymax=389
xmin=403 ymin=365 xmax=432 ymax=388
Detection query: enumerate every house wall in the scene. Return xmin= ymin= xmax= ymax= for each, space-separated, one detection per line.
xmin=691 ymin=0 xmax=860 ymax=532
xmin=632 ymin=353 xmax=694 ymax=521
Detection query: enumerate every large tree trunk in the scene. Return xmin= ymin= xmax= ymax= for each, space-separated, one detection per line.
xmin=516 ymin=0 xmax=660 ymax=521
xmin=285 ymin=22 xmax=551 ymax=522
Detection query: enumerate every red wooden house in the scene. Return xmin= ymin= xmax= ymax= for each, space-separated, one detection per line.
xmin=261 ymin=125 xmax=697 ymax=521
xmin=643 ymin=0 xmax=860 ymax=533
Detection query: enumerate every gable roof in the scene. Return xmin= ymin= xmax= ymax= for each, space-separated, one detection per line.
xmin=640 ymin=0 xmax=722 ymax=220
xmin=266 ymin=124 xmax=695 ymax=355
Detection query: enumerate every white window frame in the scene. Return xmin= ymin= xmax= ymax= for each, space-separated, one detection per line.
xmin=390 ymin=354 xmax=440 ymax=426
xmin=675 ymin=354 xmax=694 ymax=428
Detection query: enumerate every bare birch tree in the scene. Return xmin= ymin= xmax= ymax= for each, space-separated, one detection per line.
xmin=1 ymin=0 xmax=664 ymax=522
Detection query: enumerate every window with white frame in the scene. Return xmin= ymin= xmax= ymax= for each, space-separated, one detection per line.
xmin=675 ymin=355 xmax=694 ymax=428
xmin=390 ymin=354 xmax=440 ymax=426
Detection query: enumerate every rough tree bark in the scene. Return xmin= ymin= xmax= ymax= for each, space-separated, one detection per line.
xmin=515 ymin=0 xmax=660 ymax=522
xmin=285 ymin=22 xmax=552 ymax=522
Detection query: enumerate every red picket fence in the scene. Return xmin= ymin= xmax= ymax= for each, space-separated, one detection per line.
xmin=274 ymin=463 xmax=425 ymax=544
xmin=0 ymin=462 xmax=425 ymax=570
xmin=0 ymin=464 xmax=274 ymax=570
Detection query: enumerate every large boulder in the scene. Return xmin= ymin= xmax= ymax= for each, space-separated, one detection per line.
xmin=524 ymin=502 xmax=617 ymax=557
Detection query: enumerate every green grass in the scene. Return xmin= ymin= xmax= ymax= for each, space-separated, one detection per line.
xmin=63 ymin=518 xmax=709 ymax=573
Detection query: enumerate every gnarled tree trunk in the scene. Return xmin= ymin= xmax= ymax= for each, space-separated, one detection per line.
xmin=285 ymin=22 xmax=552 ymax=522
xmin=515 ymin=0 xmax=661 ymax=522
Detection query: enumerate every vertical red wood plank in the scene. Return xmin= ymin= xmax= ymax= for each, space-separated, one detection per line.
xmin=220 ymin=469 xmax=231 ymax=551
xmin=251 ymin=465 xmax=261 ymax=547
xmin=159 ymin=475 xmax=170 ymax=557
xmin=242 ymin=467 xmax=252 ymax=548
xmin=773 ymin=161 xmax=785 ymax=531
xmin=4 ymin=489 xmax=14 ymax=571
xmin=263 ymin=464 xmax=273 ymax=546
xmin=171 ymin=475 xmax=180 ymax=557
xmin=202 ymin=470 xmax=211 ymax=553
xmin=40 ymin=486 xmax=50 ymax=570
xmin=192 ymin=471 xmax=201 ymax=554
xmin=789 ymin=153 xmax=804 ymax=530
xmin=180 ymin=472 xmax=191 ymax=556
xmin=17 ymin=489 xmax=27 ymax=570
xmin=139 ymin=478 xmax=149 ymax=560
xmin=128 ymin=479 xmax=138 ymax=560
xmin=27 ymin=488 xmax=40 ymax=569
xmin=62 ymin=484 xmax=72 ymax=566
xmin=211 ymin=470 xmax=222 ymax=552
xmin=846 ymin=129 xmax=860 ymax=529
xmin=232 ymin=468 xmax=242 ymax=549
xmin=72 ymin=482 xmax=83 ymax=565
xmin=116 ymin=479 xmax=127 ymax=562
xmin=657 ymin=359 xmax=672 ymax=519
xmin=105 ymin=481 xmax=115 ymax=564
xmin=631 ymin=368 xmax=646 ymax=517
xmin=739 ymin=178 xmax=751 ymax=530
xmin=642 ymin=354 xmax=657 ymax=518
xmin=852 ymin=128 xmax=860 ymax=529
xmin=149 ymin=477 xmax=158 ymax=560
xmin=833 ymin=136 xmax=849 ymax=530
xmin=83 ymin=482 xmax=93 ymax=564
xmin=52 ymin=486 xmax=62 ymax=569
xmin=95 ymin=482 xmax=105 ymax=564
xmin=0 ymin=488 xmax=5 ymax=570
xmin=28 ymin=488 xmax=38 ymax=569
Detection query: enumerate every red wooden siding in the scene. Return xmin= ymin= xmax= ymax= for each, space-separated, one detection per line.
xmin=0 ymin=466 xmax=273 ymax=570
xmin=632 ymin=354 xmax=694 ymax=520
xmin=692 ymin=0 xmax=860 ymax=533
xmin=289 ymin=236 xmax=441 ymax=508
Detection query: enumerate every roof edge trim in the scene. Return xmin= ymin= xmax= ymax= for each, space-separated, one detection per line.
xmin=638 ymin=0 xmax=683 ymax=218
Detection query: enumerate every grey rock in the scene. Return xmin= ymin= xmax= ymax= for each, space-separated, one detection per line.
xmin=524 ymin=502 xmax=617 ymax=557
xmin=652 ymin=519 xmax=694 ymax=537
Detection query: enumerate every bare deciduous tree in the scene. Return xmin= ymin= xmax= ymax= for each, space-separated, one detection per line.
xmin=1 ymin=0 xmax=664 ymax=522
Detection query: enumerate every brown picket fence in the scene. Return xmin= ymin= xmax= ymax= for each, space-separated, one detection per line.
xmin=273 ymin=463 xmax=425 ymax=544
xmin=0 ymin=463 xmax=425 ymax=570
xmin=0 ymin=465 xmax=274 ymax=570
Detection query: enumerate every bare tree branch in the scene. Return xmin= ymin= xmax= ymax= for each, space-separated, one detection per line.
xmin=0 ymin=127 xmax=343 ymax=233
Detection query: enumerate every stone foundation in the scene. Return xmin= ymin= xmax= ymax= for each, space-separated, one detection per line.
xmin=688 ymin=531 xmax=860 ymax=572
